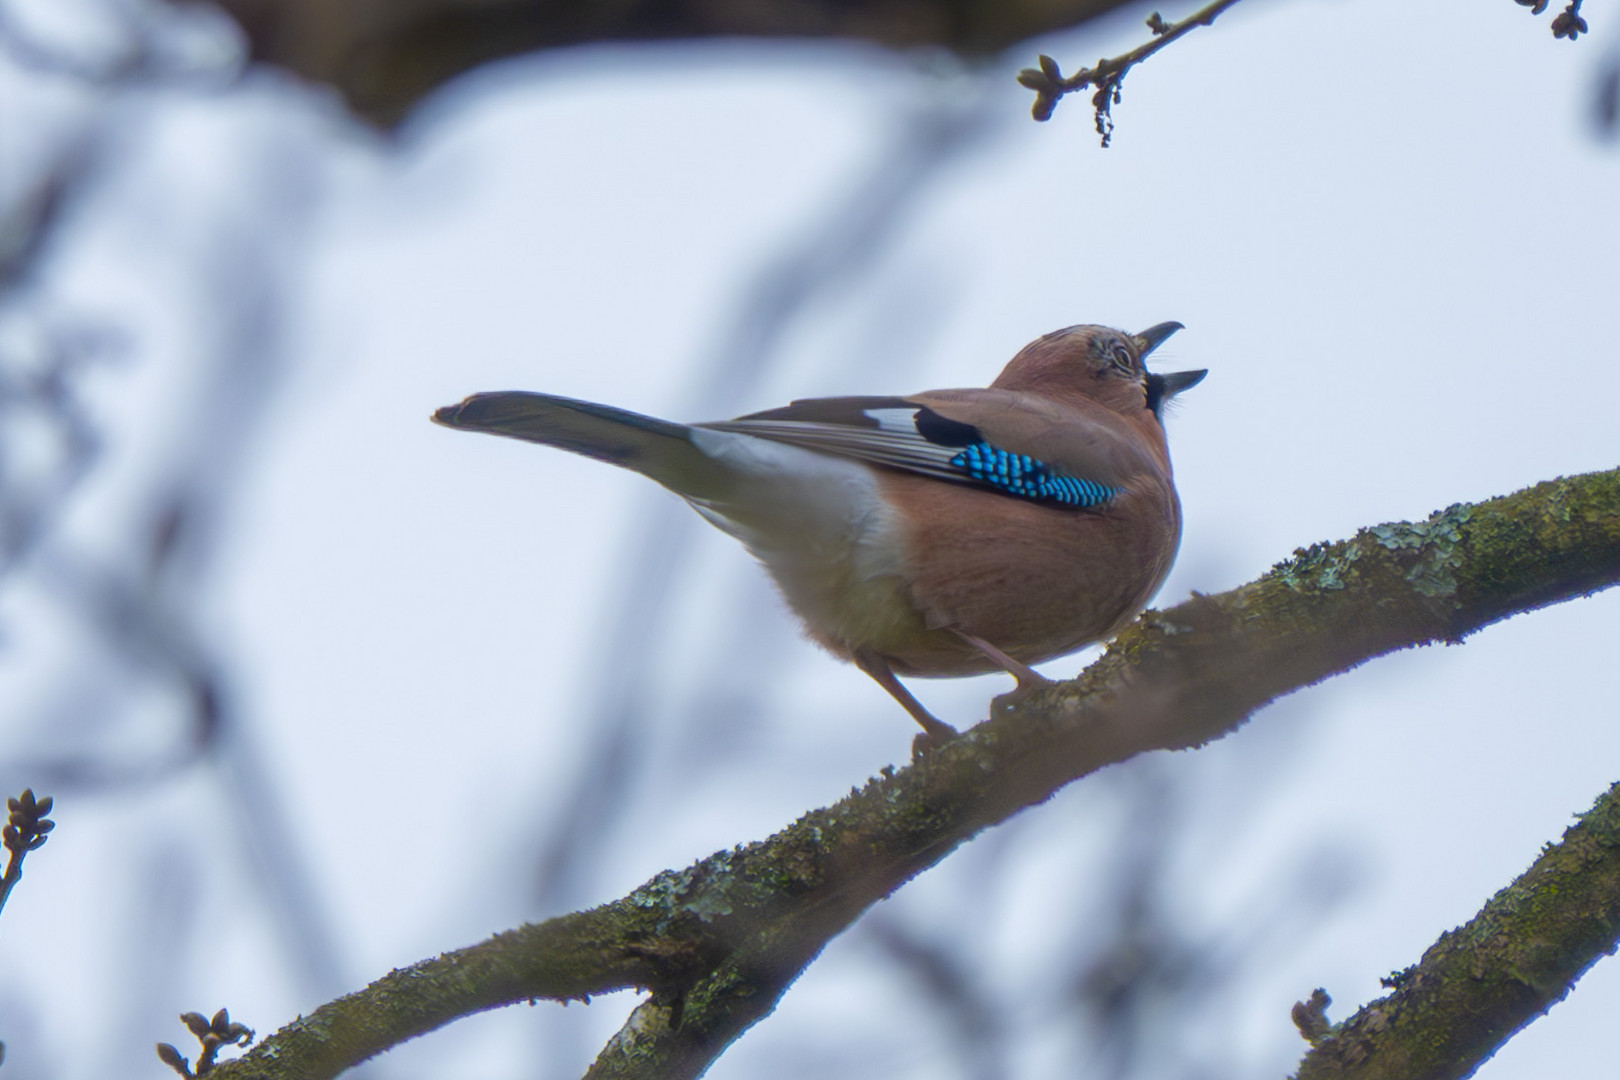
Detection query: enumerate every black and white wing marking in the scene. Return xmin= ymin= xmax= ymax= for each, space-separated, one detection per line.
xmin=701 ymin=398 xmax=1120 ymax=508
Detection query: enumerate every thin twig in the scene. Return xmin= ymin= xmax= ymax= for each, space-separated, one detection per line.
xmin=1018 ymin=1 xmax=1245 ymax=143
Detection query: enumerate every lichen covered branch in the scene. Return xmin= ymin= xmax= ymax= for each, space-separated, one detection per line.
xmin=207 ymin=466 xmax=1620 ymax=1080
xmin=1292 ymin=778 xmax=1620 ymax=1079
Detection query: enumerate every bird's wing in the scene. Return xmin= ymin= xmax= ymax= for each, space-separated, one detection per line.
xmin=701 ymin=392 xmax=1139 ymax=508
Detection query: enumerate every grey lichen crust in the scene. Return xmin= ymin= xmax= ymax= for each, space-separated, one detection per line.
xmin=1273 ymin=501 xmax=1475 ymax=601
xmin=1367 ymin=502 xmax=1474 ymax=599
xmin=1275 ymin=540 xmax=1361 ymax=592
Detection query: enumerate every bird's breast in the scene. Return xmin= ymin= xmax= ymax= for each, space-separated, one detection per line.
xmin=873 ymin=469 xmax=1182 ymax=676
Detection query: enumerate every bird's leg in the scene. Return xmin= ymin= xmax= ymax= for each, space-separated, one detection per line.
xmin=951 ymin=630 xmax=1054 ymax=701
xmin=854 ymin=649 xmax=957 ymax=743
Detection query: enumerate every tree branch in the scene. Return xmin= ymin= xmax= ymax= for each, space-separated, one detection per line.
xmin=1293 ymin=777 xmax=1620 ymax=1079
xmin=203 ymin=466 xmax=1620 ymax=1080
xmin=190 ymin=0 xmax=1150 ymax=126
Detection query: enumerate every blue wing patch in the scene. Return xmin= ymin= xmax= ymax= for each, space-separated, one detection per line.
xmin=950 ymin=442 xmax=1120 ymax=507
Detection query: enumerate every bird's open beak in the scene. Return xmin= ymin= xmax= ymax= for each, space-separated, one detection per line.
xmin=1135 ymin=322 xmax=1204 ymax=399
xmin=1133 ymin=321 xmax=1184 ymax=359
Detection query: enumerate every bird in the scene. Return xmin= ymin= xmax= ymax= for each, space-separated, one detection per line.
xmin=433 ymin=322 xmax=1204 ymax=741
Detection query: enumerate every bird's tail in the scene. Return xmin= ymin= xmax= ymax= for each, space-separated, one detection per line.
xmin=432 ymin=392 xmax=727 ymax=498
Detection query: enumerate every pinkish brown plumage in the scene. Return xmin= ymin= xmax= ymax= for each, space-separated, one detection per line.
xmin=433 ymin=322 xmax=1204 ymax=740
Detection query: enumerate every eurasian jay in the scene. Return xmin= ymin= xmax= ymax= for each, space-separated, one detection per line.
xmin=433 ymin=322 xmax=1204 ymax=739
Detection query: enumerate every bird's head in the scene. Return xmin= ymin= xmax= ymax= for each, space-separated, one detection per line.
xmin=992 ymin=322 xmax=1207 ymax=423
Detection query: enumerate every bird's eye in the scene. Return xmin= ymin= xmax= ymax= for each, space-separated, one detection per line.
xmin=1110 ymin=343 xmax=1134 ymax=373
